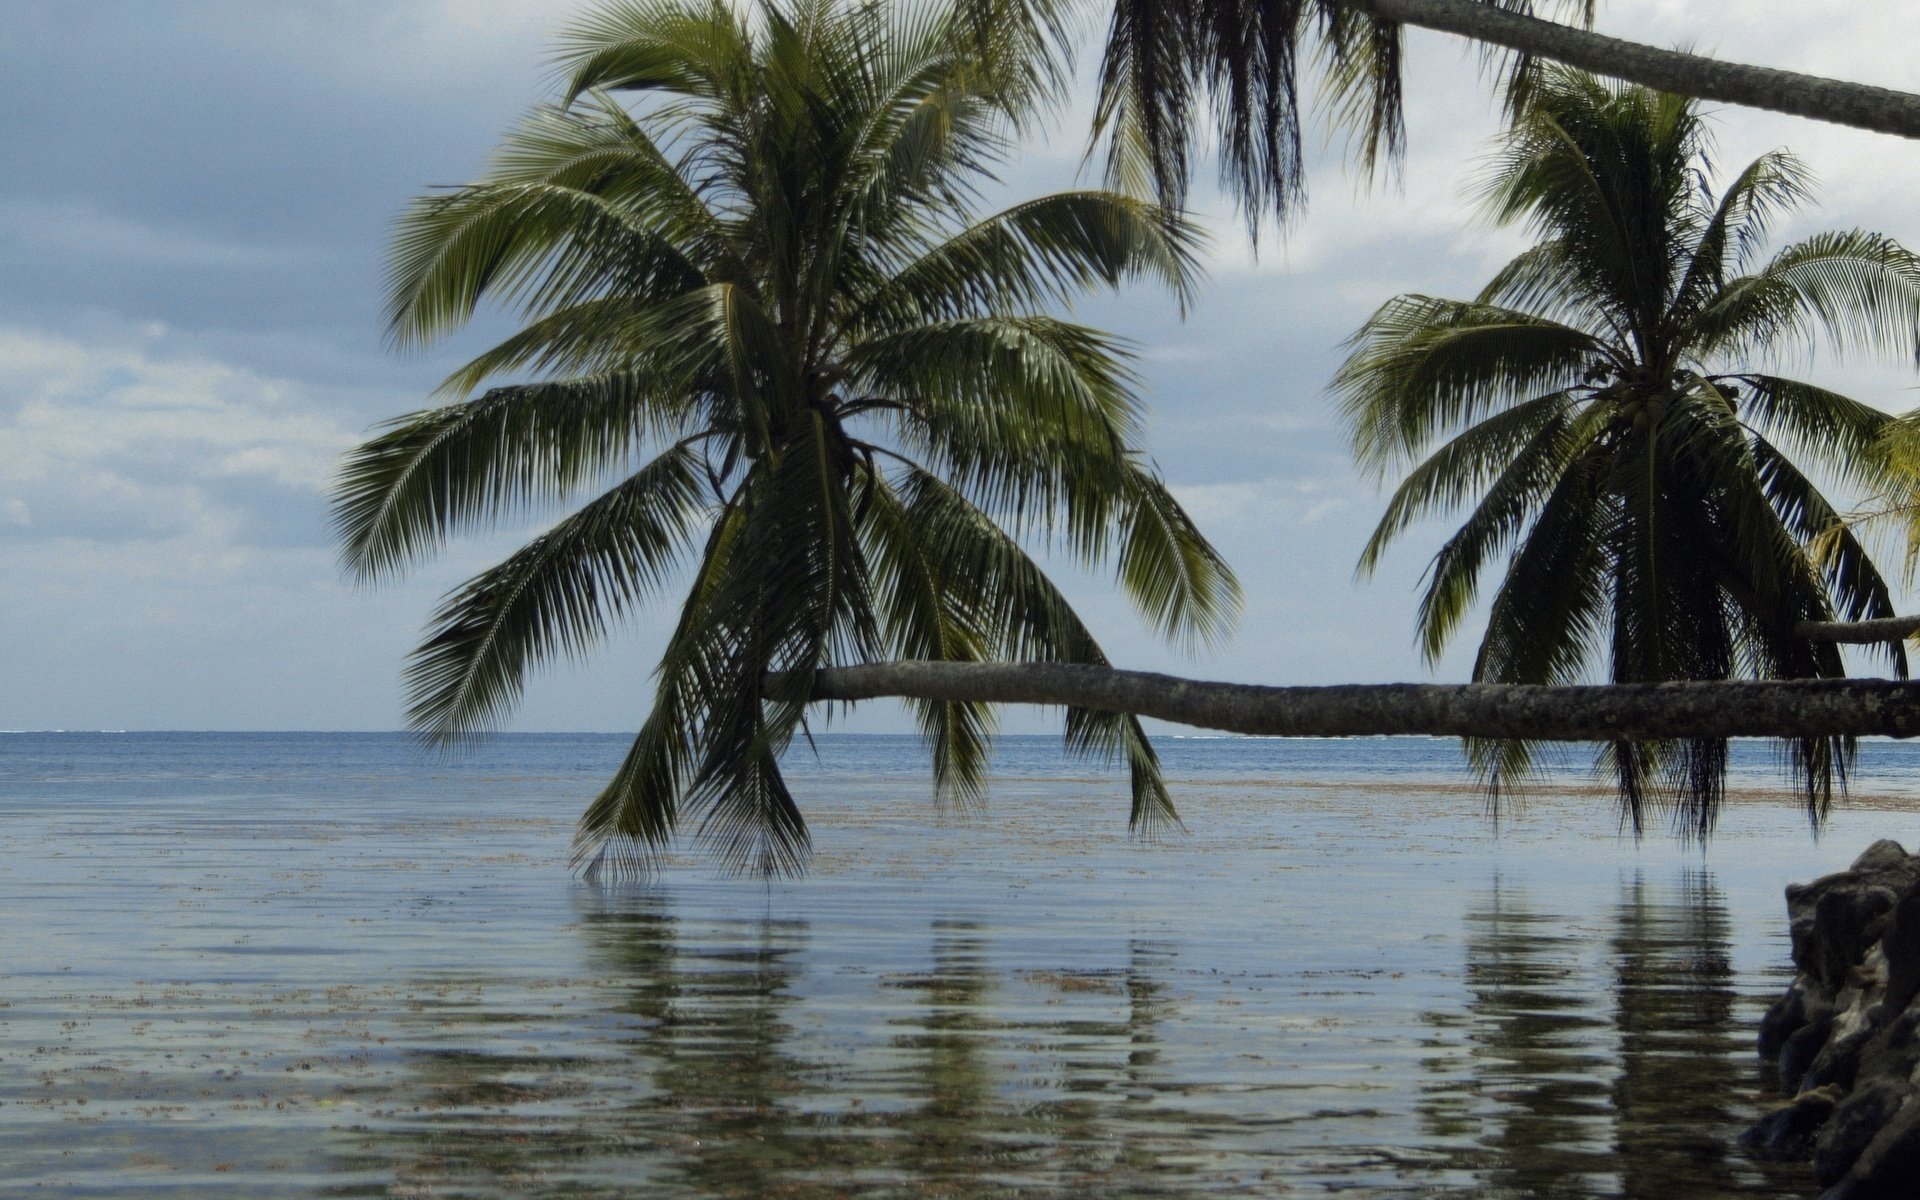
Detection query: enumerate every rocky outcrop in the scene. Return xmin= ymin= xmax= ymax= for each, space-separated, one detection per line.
xmin=1746 ymin=839 xmax=1920 ymax=1198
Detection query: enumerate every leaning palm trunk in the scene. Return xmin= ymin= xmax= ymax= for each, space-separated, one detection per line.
xmin=1355 ymin=0 xmax=1920 ymax=139
xmin=812 ymin=662 xmax=1920 ymax=743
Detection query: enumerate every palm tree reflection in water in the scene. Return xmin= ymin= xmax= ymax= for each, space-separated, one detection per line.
xmin=1609 ymin=874 xmax=1802 ymax=1199
xmin=346 ymin=880 xmax=1812 ymax=1197
xmin=351 ymin=902 xmax=1198 ymax=1197
xmin=884 ymin=926 xmax=1188 ymax=1193
xmin=1427 ymin=875 xmax=1807 ymax=1199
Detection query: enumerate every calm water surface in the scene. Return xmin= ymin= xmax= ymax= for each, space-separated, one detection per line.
xmin=5 ymin=733 xmax=1920 ymax=1197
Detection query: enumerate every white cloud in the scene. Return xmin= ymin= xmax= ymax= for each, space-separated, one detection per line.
xmin=1172 ymin=477 xmax=1356 ymax=530
xmin=0 ymin=325 xmax=358 ymax=547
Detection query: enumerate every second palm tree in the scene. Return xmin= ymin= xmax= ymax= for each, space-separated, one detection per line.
xmin=1340 ymin=69 xmax=1920 ymax=835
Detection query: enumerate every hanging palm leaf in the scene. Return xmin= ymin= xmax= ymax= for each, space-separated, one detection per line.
xmin=335 ymin=0 xmax=1237 ymax=877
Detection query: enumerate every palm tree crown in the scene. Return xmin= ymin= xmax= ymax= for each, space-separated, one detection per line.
xmin=1338 ymin=69 xmax=1920 ymax=835
xmin=334 ymin=0 xmax=1237 ymax=876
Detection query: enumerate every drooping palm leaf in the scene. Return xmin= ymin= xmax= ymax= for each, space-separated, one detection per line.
xmin=342 ymin=0 xmax=1233 ymax=876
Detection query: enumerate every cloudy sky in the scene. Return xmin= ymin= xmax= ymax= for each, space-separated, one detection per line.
xmin=4 ymin=0 xmax=1920 ymax=733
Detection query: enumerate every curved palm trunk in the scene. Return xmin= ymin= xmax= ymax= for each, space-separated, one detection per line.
xmin=1356 ymin=0 xmax=1920 ymax=139
xmin=812 ymin=660 xmax=1920 ymax=739
xmin=1796 ymin=614 xmax=1920 ymax=644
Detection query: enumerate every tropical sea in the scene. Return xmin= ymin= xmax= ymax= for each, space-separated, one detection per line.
xmin=5 ymin=733 xmax=1920 ymax=1198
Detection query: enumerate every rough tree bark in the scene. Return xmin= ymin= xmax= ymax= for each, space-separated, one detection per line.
xmin=1356 ymin=0 xmax=1920 ymax=140
xmin=812 ymin=662 xmax=1920 ymax=740
xmin=1796 ymin=614 xmax=1920 ymax=645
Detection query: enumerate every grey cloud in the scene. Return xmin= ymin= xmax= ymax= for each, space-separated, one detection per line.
xmin=0 ymin=199 xmax=325 ymax=270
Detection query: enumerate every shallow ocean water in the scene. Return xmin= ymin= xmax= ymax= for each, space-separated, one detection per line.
xmin=4 ymin=732 xmax=1920 ymax=1197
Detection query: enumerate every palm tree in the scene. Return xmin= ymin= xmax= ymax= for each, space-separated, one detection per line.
xmin=1337 ymin=68 xmax=1920 ymax=836
xmin=333 ymin=0 xmax=1237 ymax=877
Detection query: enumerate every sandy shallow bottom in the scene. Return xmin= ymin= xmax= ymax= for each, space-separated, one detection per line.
xmin=4 ymin=733 xmax=1918 ymax=1197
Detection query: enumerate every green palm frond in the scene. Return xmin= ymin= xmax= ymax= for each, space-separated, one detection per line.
xmin=1356 ymin=390 xmax=1579 ymax=578
xmin=572 ymin=500 xmax=744 ymax=876
xmin=1733 ymin=373 xmax=1895 ymax=491
xmin=1462 ymin=440 xmax=1609 ymax=800
xmin=859 ymin=190 xmax=1204 ymax=325
xmin=572 ymin=680 xmax=692 ymax=878
xmin=1345 ymin=70 xmax=1917 ymax=833
xmin=1473 ymin=240 xmax=1616 ymax=334
xmin=1670 ymin=149 xmax=1815 ymax=319
xmin=404 ymin=444 xmax=708 ymax=743
xmin=861 ymin=473 xmax=994 ymax=807
xmin=1338 ymin=297 xmax=1606 ymax=473
xmin=386 ymin=180 xmax=709 ymax=350
xmin=854 ymin=315 xmax=1147 ymax=527
xmin=1113 ymin=470 xmax=1240 ymax=647
xmin=1409 ymin=413 xmax=1601 ymax=666
xmin=431 ymin=296 xmax=700 ymax=399
xmin=893 ymin=466 xmax=1180 ymax=830
xmin=1747 ymin=437 xmax=1901 ymax=646
xmin=557 ymin=0 xmax=757 ymax=106
xmin=488 ymin=94 xmax=736 ymax=261
xmin=1691 ymin=231 xmax=1920 ymax=362
xmin=334 ymin=373 xmax=697 ymax=579
xmin=1452 ymin=425 xmax=1609 ymax=672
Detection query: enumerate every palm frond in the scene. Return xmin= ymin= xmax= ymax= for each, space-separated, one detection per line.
xmin=1338 ymin=295 xmax=1604 ymax=474
xmin=334 ymin=373 xmax=695 ymax=580
xmin=858 ymin=191 xmax=1203 ymax=326
xmin=1733 ymin=373 xmax=1896 ymax=492
xmin=1692 ymin=231 xmax=1920 ymax=363
xmin=861 ymin=473 xmax=995 ymax=807
xmin=1670 ymin=149 xmax=1815 ymax=320
xmin=1114 ymin=470 xmax=1241 ymax=647
xmin=1408 ymin=409 xmax=1603 ymax=664
xmin=386 ymin=179 xmax=707 ymax=350
xmin=1356 ymin=389 xmax=1578 ymax=577
xmin=572 ymin=500 xmax=745 ymax=878
xmin=1748 ymin=436 xmax=1902 ymax=659
xmin=896 ymin=466 xmax=1180 ymax=830
xmin=556 ymin=0 xmax=757 ymax=106
xmin=404 ymin=444 xmax=708 ymax=743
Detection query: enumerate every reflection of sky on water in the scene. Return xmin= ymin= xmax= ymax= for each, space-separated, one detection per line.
xmin=1 ymin=734 xmax=1905 ymax=1196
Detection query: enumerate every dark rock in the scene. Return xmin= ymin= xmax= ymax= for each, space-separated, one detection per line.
xmin=1813 ymin=888 xmax=1898 ymax=993
xmin=1802 ymin=1023 xmax=1875 ymax=1094
xmin=1815 ymin=1078 xmax=1911 ymax=1185
xmin=1850 ymin=840 xmax=1911 ymax=873
xmin=1820 ymin=1098 xmax=1920 ymax=1200
xmin=1783 ymin=1012 xmax=1837 ymax=1094
xmin=1741 ymin=1084 xmax=1846 ymax=1161
xmin=1852 ymin=1007 xmax=1920 ymax=1094
xmin=1754 ymin=846 xmax=1920 ymax=1197
xmin=1786 ymin=851 xmax=1920 ymax=985
xmin=1881 ymin=884 xmax=1920 ymax=1016
xmin=1762 ymin=982 xmax=1813 ymax=1058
